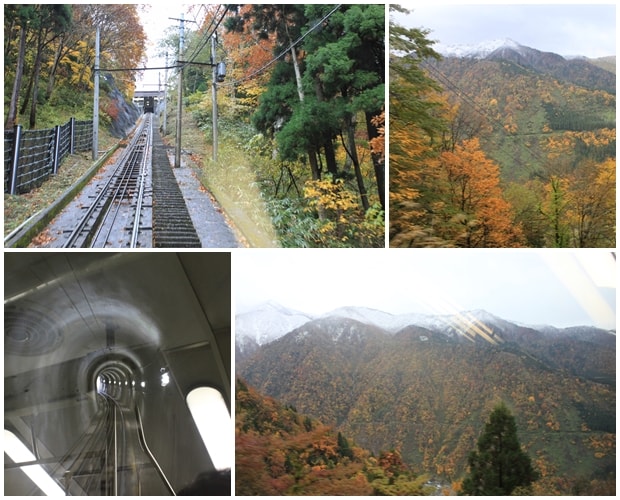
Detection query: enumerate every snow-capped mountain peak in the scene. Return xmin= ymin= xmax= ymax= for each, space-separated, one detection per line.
xmin=235 ymin=301 xmax=313 ymax=348
xmin=436 ymin=38 xmax=524 ymax=59
xmin=320 ymin=306 xmax=396 ymax=326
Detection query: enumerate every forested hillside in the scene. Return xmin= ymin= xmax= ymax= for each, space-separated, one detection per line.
xmin=4 ymin=5 xmax=146 ymax=130
xmin=178 ymin=4 xmax=385 ymax=247
xmin=237 ymin=315 xmax=616 ymax=495
xmin=236 ymin=379 xmax=435 ymax=495
xmin=389 ymin=6 xmax=615 ymax=248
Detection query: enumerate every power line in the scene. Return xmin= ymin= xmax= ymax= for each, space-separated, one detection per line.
xmin=98 ymin=65 xmax=180 ymax=72
xmin=219 ymin=4 xmax=343 ymax=88
xmin=103 ymin=6 xmax=341 ymax=86
xmin=99 ymin=8 xmax=229 ymax=75
xmin=422 ymin=60 xmax=551 ymax=173
xmin=180 ymin=5 xmax=229 ymax=71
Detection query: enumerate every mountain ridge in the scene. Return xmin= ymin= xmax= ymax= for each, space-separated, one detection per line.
xmin=236 ymin=302 xmax=614 ymax=352
xmin=436 ymin=38 xmax=528 ymax=59
xmin=430 ymin=38 xmax=615 ymax=95
xmin=435 ymin=37 xmax=615 ymax=63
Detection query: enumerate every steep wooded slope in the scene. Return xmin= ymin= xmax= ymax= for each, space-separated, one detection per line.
xmin=237 ymin=316 xmax=615 ymax=484
xmin=235 ymin=379 xmax=433 ymax=495
xmin=424 ymin=55 xmax=615 ymax=182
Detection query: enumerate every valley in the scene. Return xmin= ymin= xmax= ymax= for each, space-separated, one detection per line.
xmin=236 ymin=305 xmax=616 ymax=494
xmin=390 ymin=12 xmax=616 ymax=248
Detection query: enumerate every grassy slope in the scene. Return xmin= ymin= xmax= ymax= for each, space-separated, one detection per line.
xmin=159 ymin=106 xmax=280 ymax=248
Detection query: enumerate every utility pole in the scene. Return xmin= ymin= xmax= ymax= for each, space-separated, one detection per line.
xmin=211 ymin=32 xmax=218 ymax=162
xmin=173 ymin=14 xmax=185 ymax=168
xmin=162 ymin=51 xmax=168 ymax=135
xmin=92 ymin=26 xmax=100 ymax=160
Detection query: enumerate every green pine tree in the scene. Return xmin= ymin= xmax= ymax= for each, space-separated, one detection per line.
xmin=462 ymin=402 xmax=539 ymax=495
xmin=337 ymin=431 xmax=353 ymax=459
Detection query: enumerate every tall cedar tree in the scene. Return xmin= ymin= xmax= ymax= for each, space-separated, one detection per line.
xmin=300 ymin=4 xmax=385 ymax=211
xmin=462 ymin=402 xmax=538 ymax=495
xmin=230 ymin=5 xmax=384 ymax=210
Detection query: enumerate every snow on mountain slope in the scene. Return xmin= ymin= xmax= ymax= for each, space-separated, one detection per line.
xmin=235 ymin=303 xmax=615 ymax=350
xmin=435 ymin=38 xmax=526 ymax=59
xmin=235 ymin=301 xmax=313 ymax=348
xmin=320 ymin=306 xmax=403 ymax=331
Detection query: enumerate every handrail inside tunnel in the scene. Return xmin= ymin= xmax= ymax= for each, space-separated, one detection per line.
xmin=133 ymin=395 xmax=176 ymax=495
xmin=47 ymin=377 xmax=176 ymax=496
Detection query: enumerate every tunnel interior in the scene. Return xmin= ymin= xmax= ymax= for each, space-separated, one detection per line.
xmin=4 ymin=252 xmax=232 ymax=496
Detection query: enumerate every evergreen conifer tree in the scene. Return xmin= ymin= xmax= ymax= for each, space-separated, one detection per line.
xmin=462 ymin=402 xmax=538 ymax=495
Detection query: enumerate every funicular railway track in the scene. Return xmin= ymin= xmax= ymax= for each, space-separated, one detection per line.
xmin=62 ymin=115 xmax=153 ymax=248
xmin=32 ymin=113 xmax=204 ymax=248
xmin=43 ymin=384 xmax=175 ymax=495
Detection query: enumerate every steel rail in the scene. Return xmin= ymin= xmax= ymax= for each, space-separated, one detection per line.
xmin=93 ymin=116 xmax=152 ymax=247
xmin=130 ymin=117 xmax=152 ymax=248
xmin=134 ymin=398 xmax=176 ymax=495
xmin=101 ymin=391 xmax=128 ymax=495
xmin=89 ymin=116 xmax=151 ymax=247
xmin=47 ymin=394 xmax=111 ymax=495
xmin=76 ymin=397 xmax=115 ymax=495
xmin=67 ymin=395 xmax=113 ymax=494
xmin=61 ymin=116 xmax=149 ymax=248
xmin=89 ymin=143 xmax=143 ymax=246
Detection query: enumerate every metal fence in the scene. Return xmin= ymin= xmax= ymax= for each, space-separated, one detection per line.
xmin=4 ymin=118 xmax=93 ymax=194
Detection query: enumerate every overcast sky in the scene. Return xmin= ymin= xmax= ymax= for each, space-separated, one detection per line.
xmin=392 ymin=2 xmax=616 ymax=58
xmin=234 ymin=250 xmax=616 ymax=330
xmin=136 ymin=4 xmax=205 ymax=90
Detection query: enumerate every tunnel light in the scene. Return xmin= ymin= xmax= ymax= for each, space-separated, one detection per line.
xmin=160 ymin=371 xmax=170 ymax=387
xmin=140 ymin=381 xmax=146 ymax=388
xmin=186 ymin=387 xmax=232 ymax=471
xmin=4 ymin=429 xmax=65 ymax=496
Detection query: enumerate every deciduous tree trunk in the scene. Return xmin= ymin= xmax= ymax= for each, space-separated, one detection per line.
xmin=6 ymin=25 xmax=27 ymax=128
xmin=366 ymin=110 xmax=385 ymax=209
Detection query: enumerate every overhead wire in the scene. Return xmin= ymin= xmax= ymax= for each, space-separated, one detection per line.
xmin=218 ymin=4 xmax=343 ymax=88
xmin=98 ymin=6 xmax=229 ymax=74
xmin=180 ymin=4 xmax=228 ymax=70
xmin=100 ymin=5 xmax=343 ymax=87
xmin=421 ymin=59 xmax=552 ymax=173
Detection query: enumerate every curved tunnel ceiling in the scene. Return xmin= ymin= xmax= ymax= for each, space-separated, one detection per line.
xmin=4 ymin=252 xmax=231 ymax=398
xmin=4 ymin=252 xmax=232 ymax=495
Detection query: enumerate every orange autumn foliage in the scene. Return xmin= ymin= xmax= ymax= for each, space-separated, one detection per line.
xmin=437 ymin=138 xmax=525 ymax=247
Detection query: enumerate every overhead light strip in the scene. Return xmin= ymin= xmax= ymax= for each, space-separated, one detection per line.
xmin=186 ymin=387 xmax=232 ymax=471
xmin=4 ymin=429 xmax=65 ymax=496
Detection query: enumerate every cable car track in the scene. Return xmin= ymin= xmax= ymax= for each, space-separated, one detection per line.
xmin=19 ymin=113 xmax=227 ymax=248
xmin=43 ymin=382 xmax=175 ymax=495
xmin=62 ymin=115 xmax=153 ymax=248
